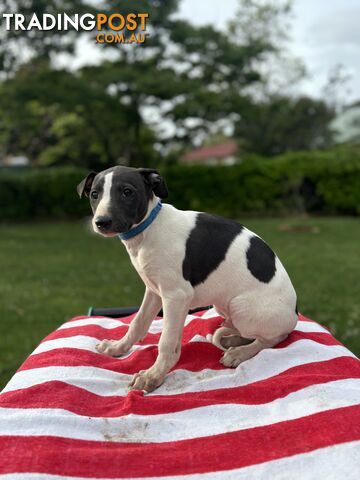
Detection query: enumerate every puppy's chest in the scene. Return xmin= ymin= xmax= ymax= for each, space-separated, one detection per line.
xmin=128 ymin=249 xmax=161 ymax=293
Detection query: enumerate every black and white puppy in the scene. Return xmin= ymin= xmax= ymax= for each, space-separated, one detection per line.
xmin=77 ymin=166 xmax=298 ymax=393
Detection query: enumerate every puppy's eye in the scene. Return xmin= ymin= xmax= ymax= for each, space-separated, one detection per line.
xmin=123 ymin=188 xmax=133 ymax=197
xmin=90 ymin=191 xmax=98 ymax=200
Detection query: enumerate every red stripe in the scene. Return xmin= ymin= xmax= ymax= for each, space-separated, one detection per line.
xmin=3 ymin=357 xmax=360 ymax=417
xmin=44 ymin=315 xmax=323 ymax=345
xmin=18 ymin=329 xmax=339 ymax=375
xmin=43 ymin=317 xmax=222 ymax=343
xmin=46 ymin=313 xmax=321 ymax=344
xmin=0 ymin=405 xmax=359 ymax=477
xmin=279 ymin=330 xmax=340 ymax=347
xmin=44 ymin=324 xmax=129 ymax=342
xmin=18 ymin=342 xmax=224 ymax=374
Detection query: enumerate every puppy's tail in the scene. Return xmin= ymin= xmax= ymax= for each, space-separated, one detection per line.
xmin=212 ymin=326 xmax=241 ymax=351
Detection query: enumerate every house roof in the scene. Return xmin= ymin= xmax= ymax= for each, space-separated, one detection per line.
xmin=182 ymin=140 xmax=237 ymax=162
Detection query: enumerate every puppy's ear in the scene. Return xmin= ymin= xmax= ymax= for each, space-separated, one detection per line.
xmin=138 ymin=168 xmax=168 ymax=199
xmin=77 ymin=171 xmax=97 ymax=198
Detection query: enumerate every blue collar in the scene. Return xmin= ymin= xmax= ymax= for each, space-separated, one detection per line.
xmin=119 ymin=201 xmax=162 ymax=241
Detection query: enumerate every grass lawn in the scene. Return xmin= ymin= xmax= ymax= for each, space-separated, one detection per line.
xmin=0 ymin=217 xmax=359 ymax=389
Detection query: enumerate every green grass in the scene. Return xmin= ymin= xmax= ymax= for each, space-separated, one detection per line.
xmin=0 ymin=217 xmax=359 ymax=389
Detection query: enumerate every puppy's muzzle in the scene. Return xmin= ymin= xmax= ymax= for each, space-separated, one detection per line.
xmin=95 ymin=216 xmax=113 ymax=232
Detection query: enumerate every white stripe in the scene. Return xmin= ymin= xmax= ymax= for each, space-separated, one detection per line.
xmin=0 ymin=379 xmax=359 ymax=443
xmin=58 ymin=316 xmax=163 ymax=333
xmin=3 ymin=341 xmax=355 ymax=396
xmin=201 ymin=307 xmax=219 ymax=318
xmin=58 ymin=317 xmax=133 ymax=330
xmin=58 ymin=314 xmax=199 ymax=333
xmin=34 ymin=336 xmax=148 ymax=356
xmin=295 ymin=320 xmax=330 ymax=334
xmin=93 ymin=171 xmax=113 ymax=218
xmin=0 ymin=441 xmax=359 ymax=480
xmin=35 ymin=335 xmax=100 ymax=354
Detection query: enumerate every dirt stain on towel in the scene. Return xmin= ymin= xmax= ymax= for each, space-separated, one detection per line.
xmin=101 ymin=417 xmax=151 ymax=443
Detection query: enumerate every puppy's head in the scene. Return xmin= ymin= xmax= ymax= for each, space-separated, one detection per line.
xmin=77 ymin=166 xmax=168 ymax=237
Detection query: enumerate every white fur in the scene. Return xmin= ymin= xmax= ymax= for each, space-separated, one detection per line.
xmin=92 ymin=172 xmax=113 ymax=234
xmin=96 ymin=201 xmax=298 ymax=392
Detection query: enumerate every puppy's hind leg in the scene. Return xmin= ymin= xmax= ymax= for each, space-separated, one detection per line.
xmin=220 ymin=334 xmax=287 ymax=368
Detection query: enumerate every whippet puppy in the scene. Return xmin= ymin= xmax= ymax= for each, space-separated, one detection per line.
xmin=77 ymin=166 xmax=298 ymax=393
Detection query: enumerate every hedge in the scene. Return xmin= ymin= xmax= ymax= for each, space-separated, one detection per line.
xmin=163 ymin=148 xmax=360 ymax=216
xmin=0 ymin=167 xmax=89 ymax=220
xmin=1 ymin=148 xmax=359 ymax=220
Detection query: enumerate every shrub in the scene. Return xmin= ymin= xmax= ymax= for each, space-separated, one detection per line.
xmin=163 ymin=147 xmax=360 ymax=216
xmin=0 ymin=147 xmax=359 ymax=221
xmin=0 ymin=167 xmax=89 ymax=220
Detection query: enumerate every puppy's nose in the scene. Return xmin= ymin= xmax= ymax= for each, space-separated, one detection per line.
xmin=95 ymin=216 xmax=112 ymax=231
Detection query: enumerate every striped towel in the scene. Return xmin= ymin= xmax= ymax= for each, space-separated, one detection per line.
xmin=0 ymin=308 xmax=359 ymax=479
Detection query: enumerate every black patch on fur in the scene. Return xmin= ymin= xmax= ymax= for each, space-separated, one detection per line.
xmin=246 ymin=236 xmax=276 ymax=283
xmin=77 ymin=171 xmax=97 ymax=198
xmin=89 ymin=175 xmax=104 ymax=213
xmin=182 ymin=213 xmax=243 ymax=287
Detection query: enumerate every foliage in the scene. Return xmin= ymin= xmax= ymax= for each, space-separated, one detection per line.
xmin=0 ymin=1 xmax=99 ymax=74
xmin=235 ymin=95 xmax=335 ymax=156
xmin=0 ymin=59 xmax=160 ymax=168
xmin=164 ymin=147 xmax=360 ymax=216
xmin=0 ymin=0 xmax=336 ymax=166
xmin=1 ymin=147 xmax=359 ymax=221
xmin=0 ymin=166 xmax=88 ymax=219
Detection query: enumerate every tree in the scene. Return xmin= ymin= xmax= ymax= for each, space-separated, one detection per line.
xmin=235 ymin=95 xmax=335 ymax=156
xmin=0 ymin=59 xmax=160 ymax=167
xmin=0 ymin=0 xmax=336 ymax=165
xmin=0 ymin=1 xmax=183 ymax=166
xmin=90 ymin=1 xmax=296 ymax=152
xmin=0 ymin=0 xmax=94 ymax=74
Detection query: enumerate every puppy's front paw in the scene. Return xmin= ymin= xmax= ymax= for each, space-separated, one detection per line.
xmin=96 ymin=339 xmax=129 ymax=357
xmin=129 ymin=369 xmax=164 ymax=393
